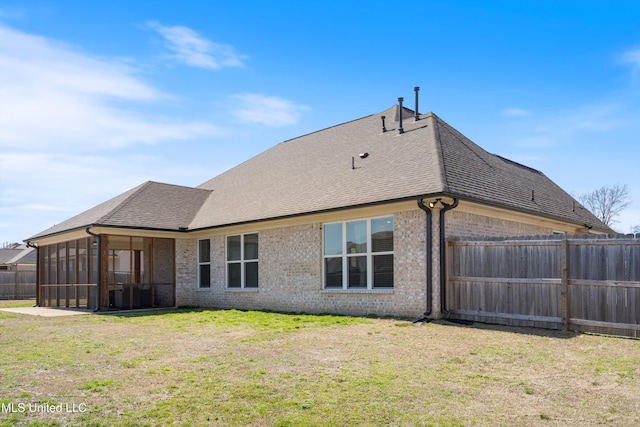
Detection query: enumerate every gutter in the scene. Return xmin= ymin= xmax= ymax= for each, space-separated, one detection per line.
xmin=26 ymin=189 xmax=607 ymax=242
xmin=439 ymin=198 xmax=459 ymax=316
xmin=85 ymin=227 xmax=101 ymax=312
xmin=416 ymin=198 xmax=433 ymax=319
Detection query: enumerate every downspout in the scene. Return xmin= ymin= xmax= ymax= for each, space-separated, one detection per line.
xmin=416 ymin=198 xmax=433 ymax=318
xmin=26 ymin=241 xmax=39 ymax=307
xmin=85 ymin=227 xmax=101 ymax=312
xmin=439 ymin=198 xmax=459 ymax=316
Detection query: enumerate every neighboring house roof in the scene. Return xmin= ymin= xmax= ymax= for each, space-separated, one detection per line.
xmin=29 ymin=181 xmax=212 ymax=239
xmin=27 ymin=105 xmax=611 ymax=241
xmin=0 ymin=245 xmax=36 ymax=265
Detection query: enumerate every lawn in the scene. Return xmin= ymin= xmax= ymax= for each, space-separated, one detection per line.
xmin=0 ymin=303 xmax=638 ymax=427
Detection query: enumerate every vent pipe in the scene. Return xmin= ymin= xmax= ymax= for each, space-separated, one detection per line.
xmin=414 ymin=86 xmax=420 ymax=121
xmin=398 ymin=97 xmax=405 ymax=135
xmin=381 ymin=115 xmax=387 ymax=133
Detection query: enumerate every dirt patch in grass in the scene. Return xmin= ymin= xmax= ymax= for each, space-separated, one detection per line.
xmin=1 ymin=309 xmax=638 ymax=426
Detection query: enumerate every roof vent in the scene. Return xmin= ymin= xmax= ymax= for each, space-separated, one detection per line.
xmin=381 ymin=115 xmax=387 ymax=133
xmin=398 ymin=97 xmax=405 ymax=135
xmin=414 ymin=86 xmax=420 ymax=121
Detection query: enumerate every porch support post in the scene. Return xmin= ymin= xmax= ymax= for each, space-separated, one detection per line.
xmin=99 ymin=235 xmax=110 ymax=312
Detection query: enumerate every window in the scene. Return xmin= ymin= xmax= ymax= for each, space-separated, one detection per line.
xmin=323 ymin=216 xmax=394 ymax=289
xmin=198 ymin=239 xmax=211 ymax=288
xmin=227 ymin=233 xmax=258 ymax=288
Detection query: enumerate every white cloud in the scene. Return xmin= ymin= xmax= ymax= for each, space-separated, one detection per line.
xmin=148 ymin=22 xmax=246 ymax=70
xmin=0 ymin=24 xmax=231 ymax=242
xmin=230 ymin=93 xmax=309 ymax=127
xmin=0 ymin=24 xmax=221 ymax=151
xmin=502 ymin=108 xmax=530 ymax=117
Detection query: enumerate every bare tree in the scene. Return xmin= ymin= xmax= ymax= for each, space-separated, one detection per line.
xmin=579 ymin=184 xmax=630 ymax=227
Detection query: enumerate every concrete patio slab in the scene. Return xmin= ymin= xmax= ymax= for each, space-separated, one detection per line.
xmin=0 ymin=306 xmax=92 ymax=317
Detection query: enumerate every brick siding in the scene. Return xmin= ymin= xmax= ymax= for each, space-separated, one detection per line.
xmin=176 ymin=208 xmax=556 ymax=318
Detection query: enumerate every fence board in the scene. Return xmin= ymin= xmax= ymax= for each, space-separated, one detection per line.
xmin=447 ymin=235 xmax=640 ymax=338
xmin=0 ymin=271 xmax=37 ymax=299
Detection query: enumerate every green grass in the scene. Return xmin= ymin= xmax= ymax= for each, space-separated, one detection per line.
xmin=0 ymin=307 xmax=638 ymax=426
xmin=0 ymin=299 xmax=36 ymax=308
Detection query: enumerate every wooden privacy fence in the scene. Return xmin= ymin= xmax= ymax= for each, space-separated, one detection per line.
xmin=447 ymin=234 xmax=640 ymax=338
xmin=0 ymin=270 xmax=37 ymax=299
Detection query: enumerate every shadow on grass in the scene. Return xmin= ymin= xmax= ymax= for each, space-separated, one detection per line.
xmin=99 ymin=306 xmax=592 ymax=340
xmin=102 ymin=306 xmax=369 ymax=321
xmin=434 ymin=318 xmax=581 ymax=340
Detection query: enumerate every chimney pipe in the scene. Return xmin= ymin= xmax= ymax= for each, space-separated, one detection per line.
xmin=381 ymin=115 xmax=387 ymax=133
xmin=398 ymin=97 xmax=404 ymax=135
xmin=414 ymin=86 xmax=420 ymax=121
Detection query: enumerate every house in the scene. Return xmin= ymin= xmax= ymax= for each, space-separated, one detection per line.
xmin=0 ymin=243 xmax=36 ymax=271
xmin=26 ymin=90 xmax=611 ymax=318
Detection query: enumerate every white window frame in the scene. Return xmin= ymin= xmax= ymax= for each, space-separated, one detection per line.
xmin=197 ymin=239 xmax=211 ymax=289
xmin=323 ymin=216 xmax=394 ymax=290
xmin=226 ymin=233 xmax=259 ymax=289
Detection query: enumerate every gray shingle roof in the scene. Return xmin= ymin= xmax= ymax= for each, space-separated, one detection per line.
xmin=28 ymin=105 xmax=611 ymax=241
xmin=191 ymin=106 xmax=609 ymax=232
xmin=0 ymin=246 xmax=35 ymax=265
xmin=29 ymin=182 xmax=211 ymax=239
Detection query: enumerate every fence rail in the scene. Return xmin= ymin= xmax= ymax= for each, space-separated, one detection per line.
xmin=447 ymin=234 xmax=640 ymax=338
xmin=0 ymin=270 xmax=37 ymax=299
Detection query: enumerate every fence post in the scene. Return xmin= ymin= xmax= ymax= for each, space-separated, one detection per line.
xmin=15 ymin=270 xmax=19 ymax=299
xmin=560 ymin=237 xmax=569 ymax=331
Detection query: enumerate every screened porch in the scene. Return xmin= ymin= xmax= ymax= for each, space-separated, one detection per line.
xmin=38 ymin=235 xmax=176 ymax=311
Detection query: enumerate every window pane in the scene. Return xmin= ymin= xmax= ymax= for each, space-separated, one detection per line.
xmin=199 ymin=264 xmax=211 ymax=288
xmin=373 ymin=255 xmax=394 ymax=288
xmin=347 ymin=220 xmax=367 ymax=254
xmin=244 ymin=234 xmax=259 ymax=260
xmin=245 ymin=262 xmax=258 ymax=288
xmin=228 ymin=263 xmax=241 ymax=288
xmin=199 ymin=239 xmax=210 ymax=263
xmin=227 ymin=235 xmax=241 ymax=261
xmin=325 ymin=258 xmax=343 ymax=288
xmin=348 ymin=256 xmax=367 ymax=288
xmin=324 ymin=223 xmax=343 ymax=256
xmin=372 ymin=217 xmax=394 ymax=252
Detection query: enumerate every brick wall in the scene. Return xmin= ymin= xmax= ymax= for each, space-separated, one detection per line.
xmin=176 ymin=210 xmax=427 ymax=318
xmin=447 ymin=210 xmax=554 ymax=238
xmin=176 ymin=208 xmax=558 ymax=318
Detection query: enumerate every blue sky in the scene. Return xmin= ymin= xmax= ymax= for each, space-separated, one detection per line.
xmin=1 ymin=0 xmax=639 ymax=243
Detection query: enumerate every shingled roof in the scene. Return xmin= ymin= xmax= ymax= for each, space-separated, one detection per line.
xmin=28 ymin=105 xmax=610 ymax=241
xmin=191 ymin=105 xmax=608 ymax=232
xmin=29 ymin=181 xmax=211 ymax=239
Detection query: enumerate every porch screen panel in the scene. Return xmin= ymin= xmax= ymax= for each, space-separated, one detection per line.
xmin=78 ymin=238 xmax=87 ymax=284
xmin=152 ymin=238 xmax=175 ymax=307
